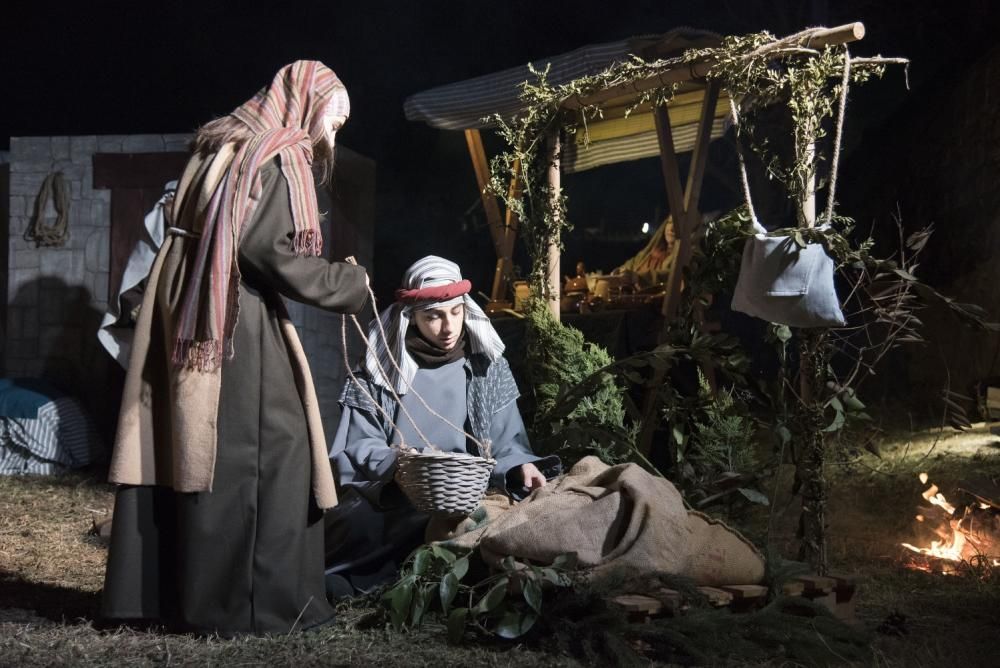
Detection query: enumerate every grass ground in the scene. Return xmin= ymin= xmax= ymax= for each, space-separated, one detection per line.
xmin=1 ymin=424 xmax=998 ymax=667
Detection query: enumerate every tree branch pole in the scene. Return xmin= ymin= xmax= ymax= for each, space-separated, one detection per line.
xmin=796 ymin=328 xmax=830 ymax=573
xmin=795 ymin=123 xmax=828 ymax=573
xmin=545 ymin=129 xmax=562 ymax=320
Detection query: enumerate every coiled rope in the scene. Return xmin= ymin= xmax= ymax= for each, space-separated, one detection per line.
xmin=25 ymin=172 xmax=71 ymax=247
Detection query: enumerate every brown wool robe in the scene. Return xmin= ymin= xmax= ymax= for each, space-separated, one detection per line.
xmin=101 ymin=157 xmax=368 ymax=635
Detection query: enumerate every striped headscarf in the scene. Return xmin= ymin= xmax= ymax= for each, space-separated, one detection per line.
xmin=365 ymin=256 xmax=506 ymax=394
xmin=172 ymin=60 xmax=349 ymax=370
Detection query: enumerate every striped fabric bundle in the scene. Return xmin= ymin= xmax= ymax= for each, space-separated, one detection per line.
xmin=365 ymin=256 xmax=506 ymax=394
xmin=173 ymin=60 xmax=349 ymax=371
xmin=0 ymin=399 xmax=104 ymax=476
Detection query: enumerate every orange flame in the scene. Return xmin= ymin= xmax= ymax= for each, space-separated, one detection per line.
xmin=900 ymin=473 xmax=1000 ymax=571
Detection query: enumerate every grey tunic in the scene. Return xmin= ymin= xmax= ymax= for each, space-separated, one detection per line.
xmin=324 ymin=353 xmax=560 ymax=594
xmin=101 ymin=159 xmax=368 ymax=635
xmin=331 ymin=353 xmax=558 ymax=503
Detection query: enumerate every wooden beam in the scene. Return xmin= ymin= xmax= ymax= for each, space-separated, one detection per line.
xmin=652 ymin=105 xmax=686 ymax=221
xmin=683 ymin=79 xmax=720 ymax=217
xmin=653 ymin=104 xmax=687 ymax=321
xmin=463 ymin=129 xmax=506 ymax=258
xmin=636 ymin=84 xmax=721 ymax=457
xmin=502 ymin=159 xmax=522 ymax=259
xmin=636 ymin=104 xmax=691 ymax=457
xmin=562 ymin=22 xmax=865 ymax=111
xmin=491 ymin=160 xmax=522 ymax=301
xmin=545 ymin=130 xmax=561 ymax=321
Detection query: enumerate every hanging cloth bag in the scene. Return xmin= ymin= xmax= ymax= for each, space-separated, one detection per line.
xmin=730 ymin=224 xmax=845 ymax=328
xmin=730 ymin=51 xmax=851 ymax=328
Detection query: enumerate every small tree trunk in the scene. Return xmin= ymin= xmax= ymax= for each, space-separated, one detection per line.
xmin=796 ymin=328 xmax=829 ymax=573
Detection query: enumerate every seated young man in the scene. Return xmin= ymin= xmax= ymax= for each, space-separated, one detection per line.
xmin=325 ymin=255 xmax=560 ymax=596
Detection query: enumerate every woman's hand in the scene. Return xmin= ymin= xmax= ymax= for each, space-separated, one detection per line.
xmin=519 ymin=462 xmax=546 ymax=491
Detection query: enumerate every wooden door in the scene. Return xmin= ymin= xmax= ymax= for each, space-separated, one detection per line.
xmin=92 ymin=151 xmax=190 ymax=303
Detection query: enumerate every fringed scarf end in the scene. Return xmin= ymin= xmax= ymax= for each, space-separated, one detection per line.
xmin=173 ymin=339 xmax=225 ymax=373
xmin=292 ymin=228 xmax=323 ymax=257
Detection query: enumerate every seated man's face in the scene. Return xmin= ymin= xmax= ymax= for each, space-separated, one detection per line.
xmin=414 ymin=303 xmax=465 ymax=351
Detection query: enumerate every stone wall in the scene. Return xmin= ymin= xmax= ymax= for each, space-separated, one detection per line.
xmin=5 ymin=134 xmax=191 ymax=436
xmin=5 ymin=135 xmax=374 ymax=442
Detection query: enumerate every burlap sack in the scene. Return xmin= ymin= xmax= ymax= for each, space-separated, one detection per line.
xmin=682 ymin=511 xmax=765 ymax=585
xmin=441 ymin=457 xmax=765 ymax=585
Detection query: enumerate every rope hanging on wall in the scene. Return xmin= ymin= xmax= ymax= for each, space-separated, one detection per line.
xmin=25 ymin=171 xmax=71 ymax=247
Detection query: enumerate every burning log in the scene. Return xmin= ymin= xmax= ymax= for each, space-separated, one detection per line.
xmin=900 ymin=473 xmax=1000 ymax=573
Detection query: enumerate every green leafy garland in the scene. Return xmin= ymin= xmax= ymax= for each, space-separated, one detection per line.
xmin=683 ymin=32 xmax=886 ymax=224
xmin=485 ymin=58 xmax=682 ymax=295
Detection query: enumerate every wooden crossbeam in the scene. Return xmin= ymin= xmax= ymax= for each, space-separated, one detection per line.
xmin=562 ymin=23 xmax=866 ymax=111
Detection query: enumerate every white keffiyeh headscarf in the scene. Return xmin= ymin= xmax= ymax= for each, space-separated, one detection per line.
xmin=365 ymin=255 xmax=505 ymax=394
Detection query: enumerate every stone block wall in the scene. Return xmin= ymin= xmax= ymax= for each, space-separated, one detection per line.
xmin=5 ymin=134 xmax=191 ymax=436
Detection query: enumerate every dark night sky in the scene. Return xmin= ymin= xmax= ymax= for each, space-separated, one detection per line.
xmin=5 ymin=0 xmax=997 ymax=293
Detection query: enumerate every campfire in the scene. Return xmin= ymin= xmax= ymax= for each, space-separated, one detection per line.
xmin=900 ymin=473 xmax=1000 ymax=574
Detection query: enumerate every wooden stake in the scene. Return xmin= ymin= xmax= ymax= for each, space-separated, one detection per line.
xmin=464 ymin=129 xmax=506 ymax=260
xmin=491 ymin=160 xmax=523 ymax=301
xmin=546 ymin=130 xmax=562 ymax=321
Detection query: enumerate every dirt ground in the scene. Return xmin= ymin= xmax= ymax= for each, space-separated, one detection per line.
xmin=2 ymin=425 xmax=998 ymax=667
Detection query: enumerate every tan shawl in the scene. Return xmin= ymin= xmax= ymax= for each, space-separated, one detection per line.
xmin=107 ymin=147 xmax=338 ymax=509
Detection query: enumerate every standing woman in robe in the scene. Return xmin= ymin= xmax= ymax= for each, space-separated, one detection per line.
xmin=325 ymin=256 xmax=560 ymax=595
xmin=101 ymin=61 xmax=369 ymax=635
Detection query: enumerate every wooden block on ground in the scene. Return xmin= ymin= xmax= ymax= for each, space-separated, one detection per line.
xmin=655 ymin=588 xmax=684 ymax=616
xmin=697 ymin=586 xmax=734 ymax=607
xmin=826 ymin=573 xmax=859 ymax=624
xmin=719 ymin=584 xmax=768 ymax=601
xmin=827 ymin=572 xmax=858 ymax=603
xmin=794 ymin=575 xmax=837 ymax=595
xmin=612 ymin=594 xmax=663 ymax=615
xmin=780 ymin=580 xmax=806 ymax=597
xmin=720 ymin=584 xmax=768 ymax=611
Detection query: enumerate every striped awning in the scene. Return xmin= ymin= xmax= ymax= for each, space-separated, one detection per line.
xmin=404 ymin=28 xmax=728 ymax=173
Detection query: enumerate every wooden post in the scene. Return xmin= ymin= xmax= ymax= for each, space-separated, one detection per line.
xmin=545 ymin=130 xmax=561 ymax=321
xmin=636 ymin=84 xmax=719 ymax=457
xmin=800 ymin=140 xmax=817 ymax=228
xmin=658 ymin=81 xmax=720 ymax=322
xmin=490 ymin=160 xmax=522 ymax=302
xmin=464 ymin=128 xmax=508 ymax=267
xmin=503 ymin=159 xmax=522 ymax=258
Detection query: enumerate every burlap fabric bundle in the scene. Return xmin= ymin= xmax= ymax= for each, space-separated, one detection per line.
xmin=438 ymin=456 xmax=764 ymax=586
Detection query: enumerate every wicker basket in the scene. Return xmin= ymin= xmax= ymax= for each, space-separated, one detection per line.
xmin=395 ymin=450 xmax=496 ymax=517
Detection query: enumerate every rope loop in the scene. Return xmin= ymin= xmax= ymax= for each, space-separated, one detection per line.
xmin=26 ymin=172 xmax=71 ymax=247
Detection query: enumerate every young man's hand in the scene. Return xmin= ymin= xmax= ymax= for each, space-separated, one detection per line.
xmin=519 ymin=462 xmax=546 ymax=491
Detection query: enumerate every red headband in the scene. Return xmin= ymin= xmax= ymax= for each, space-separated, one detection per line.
xmin=395 ymin=280 xmax=472 ymax=304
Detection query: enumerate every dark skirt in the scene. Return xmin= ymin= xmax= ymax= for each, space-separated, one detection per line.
xmin=101 ymin=285 xmax=334 ymax=635
xmin=323 ymin=486 xmax=429 ymax=597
